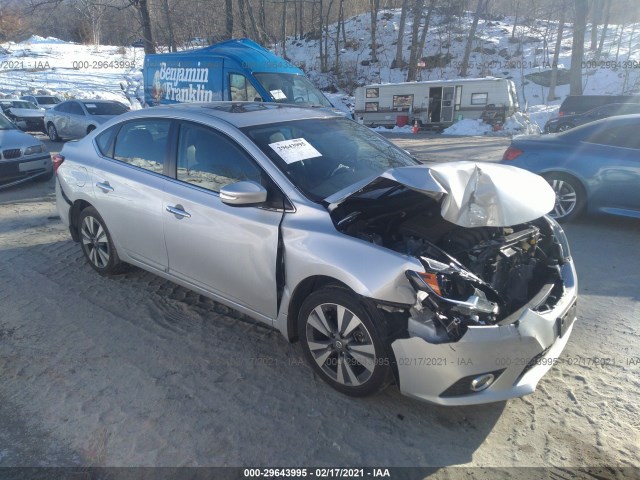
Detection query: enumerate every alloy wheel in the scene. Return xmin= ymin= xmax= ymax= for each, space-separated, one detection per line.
xmin=305 ymin=303 xmax=377 ymax=387
xmin=549 ymin=178 xmax=577 ymax=219
xmin=81 ymin=215 xmax=111 ymax=269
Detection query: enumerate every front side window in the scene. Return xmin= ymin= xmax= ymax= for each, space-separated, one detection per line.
xmin=112 ymin=119 xmax=171 ymax=173
xmin=584 ymin=124 xmax=640 ymax=149
xmin=229 ymin=73 xmax=261 ymax=102
xmin=177 ymin=122 xmax=263 ymax=193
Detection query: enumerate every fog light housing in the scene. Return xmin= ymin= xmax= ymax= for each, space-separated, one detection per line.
xmin=470 ymin=373 xmax=495 ymax=392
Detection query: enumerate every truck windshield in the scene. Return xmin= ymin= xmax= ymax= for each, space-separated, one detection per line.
xmin=254 ymin=73 xmax=333 ymax=108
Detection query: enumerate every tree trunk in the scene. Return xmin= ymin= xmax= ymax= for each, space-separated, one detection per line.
xmin=238 ymin=0 xmax=248 ymax=37
xmin=589 ymin=0 xmax=599 ymax=51
xmin=281 ymin=0 xmax=288 ymax=58
xmin=393 ymin=0 xmax=409 ymax=69
xmin=459 ymin=0 xmax=487 ymax=77
xmin=323 ymin=0 xmax=334 ymax=70
xmin=318 ymin=0 xmax=325 ymax=71
xmin=135 ymin=0 xmax=155 ymax=55
xmin=570 ymin=0 xmax=588 ymax=95
xmin=259 ymin=0 xmax=267 ymax=43
xmin=369 ymin=0 xmax=380 ymax=63
xmin=406 ymin=0 xmax=424 ymax=81
xmin=511 ymin=0 xmax=519 ymax=39
xmin=246 ymin=0 xmax=262 ymax=43
xmin=417 ymin=0 xmax=435 ymax=64
xmin=335 ymin=0 xmax=344 ymax=73
xmin=161 ymin=0 xmax=176 ymax=51
xmin=596 ymin=0 xmax=611 ymax=58
xmin=225 ymin=0 xmax=234 ymax=40
xmin=547 ymin=6 xmax=565 ymax=101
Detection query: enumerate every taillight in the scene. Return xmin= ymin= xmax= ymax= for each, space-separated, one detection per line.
xmin=502 ymin=146 xmax=523 ymax=161
xmin=558 ymin=111 xmax=564 ymax=117
xmin=52 ymin=153 xmax=65 ymax=173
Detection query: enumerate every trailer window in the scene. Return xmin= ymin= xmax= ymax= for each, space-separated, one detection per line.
xmin=393 ymin=94 xmax=413 ymax=111
xmin=365 ymin=102 xmax=378 ymax=112
xmin=366 ymin=88 xmax=379 ymax=98
xmin=229 ymin=73 xmax=262 ymax=102
xmin=471 ymin=93 xmax=489 ymax=105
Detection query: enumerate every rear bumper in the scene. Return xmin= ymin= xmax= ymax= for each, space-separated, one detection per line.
xmin=391 ymin=260 xmax=578 ymax=406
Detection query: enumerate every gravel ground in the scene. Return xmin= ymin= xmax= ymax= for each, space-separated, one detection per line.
xmin=0 ymin=137 xmax=638 ymax=471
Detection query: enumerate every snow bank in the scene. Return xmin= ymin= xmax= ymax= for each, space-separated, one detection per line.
xmin=526 ymin=104 xmax=560 ymax=132
xmin=371 ymin=125 xmax=414 ymax=134
xmin=20 ymin=35 xmax=69 ymax=45
xmin=443 ymin=119 xmax=492 ymax=136
xmin=502 ymin=111 xmax=541 ymax=135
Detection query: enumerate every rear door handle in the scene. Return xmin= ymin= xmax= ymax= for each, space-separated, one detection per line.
xmin=166 ymin=205 xmax=191 ymax=218
xmin=96 ymin=181 xmax=114 ymax=193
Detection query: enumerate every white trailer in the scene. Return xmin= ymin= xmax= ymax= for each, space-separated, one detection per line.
xmin=354 ymin=77 xmax=519 ymax=129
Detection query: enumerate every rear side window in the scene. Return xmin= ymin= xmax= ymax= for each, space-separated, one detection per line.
xmin=584 ymin=124 xmax=640 ymax=149
xmin=55 ymin=103 xmax=70 ymax=113
xmin=68 ymin=102 xmax=85 ymax=116
xmin=112 ymin=119 xmax=171 ymax=173
xmin=229 ymin=73 xmax=261 ymax=102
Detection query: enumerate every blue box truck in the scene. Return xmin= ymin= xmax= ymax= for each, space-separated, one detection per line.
xmin=143 ymin=38 xmax=338 ymax=111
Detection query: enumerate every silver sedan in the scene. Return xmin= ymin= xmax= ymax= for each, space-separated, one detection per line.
xmin=44 ymin=99 xmax=129 ymax=141
xmin=55 ymin=103 xmax=577 ymax=405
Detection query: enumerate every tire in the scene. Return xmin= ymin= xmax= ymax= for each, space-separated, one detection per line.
xmin=556 ymin=123 xmax=574 ymax=132
xmin=47 ymin=123 xmax=60 ymax=142
xmin=77 ymin=206 xmax=125 ymax=275
xmin=298 ymin=286 xmax=392 ymax=397
xmin=543 ymin=172 xmax=586 ymax=222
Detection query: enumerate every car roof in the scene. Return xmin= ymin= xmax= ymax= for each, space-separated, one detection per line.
xmin=124 ymin=102 xmax=339 ymax=128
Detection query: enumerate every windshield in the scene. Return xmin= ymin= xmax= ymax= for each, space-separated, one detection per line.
xmin=242 ymin=117 xmax=418 ymax=201
xmin=0 ymin=113 xmax=16 ymax=130
xmin=12 ymin=101 xmax=38 ymax=109
xmin=36 ymin=96 xmax=60 ymax=105
xmin=83 ymin=102 xmax=129 ymax=115
xmin=254 ymin=72 xmax=333 ymax=108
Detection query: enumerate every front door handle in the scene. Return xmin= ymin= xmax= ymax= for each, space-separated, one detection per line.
xmin=166 ymin=205 xmax=191 ymax=219
xmin=96 ymin=181 xmax=114 ymax=193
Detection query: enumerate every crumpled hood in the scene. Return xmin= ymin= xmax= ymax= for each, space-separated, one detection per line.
xmin=327 ymin=161 xmax=555 ymax=227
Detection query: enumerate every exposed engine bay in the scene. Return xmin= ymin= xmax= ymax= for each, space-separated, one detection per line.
xmin=331 ymin=187 xmax=567 ymax=342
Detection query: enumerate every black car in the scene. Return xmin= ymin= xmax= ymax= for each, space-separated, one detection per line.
xmin=545 ymin=103 xmax=640 ymax=133
xmin=558 ymin=95 xmax=640 ymax=116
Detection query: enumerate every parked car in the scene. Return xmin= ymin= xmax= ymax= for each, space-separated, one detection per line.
xmin=56 ymin=103 xmax=577 ymax=406
xmin=44 ymin=99 xmax=130 ymax=141
xmin=20 ymin=94 xmax=62 ymax=110
xmin=558 ymin=94 xmax=640 ymax=117
xmin=0 ymin=98 xmax=46 ymax=133
xmin=0 ymin=112 xmax=51 ymax=188
xmin=544 ymin=103 xmax=640 ymax=132
xmin=501 ymin=114 xmax=640 ymax=222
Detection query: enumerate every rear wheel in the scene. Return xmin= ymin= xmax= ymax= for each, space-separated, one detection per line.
xmin=298 ymin=287 xmax=392 ymax=397
xmin=78 ymin=207 xmax=125 ymax=275
xmin=47 ymin=123 xmax=60 ymax=142
xmin=543 ymin=172 xmax=586 ymax=222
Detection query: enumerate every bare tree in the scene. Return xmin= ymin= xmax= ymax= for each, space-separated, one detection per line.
xmin=596 ymin=0 xmax=612 ymax=58
xmin=547 ymin=4 xmax=565 ymax=101
xmin=225 ymin=0 xmax=234 ymax=40
xmin=570 ymin=0 xmax=588 ymax=95
xmin=406 ymin=0 xmax=423 ymax=81
xmin=460 ymin=0 xmax=489 ymax=77
xmin=416 ymin=0 xmax=436 ymax=66
xmin=161 ymin=0 xmax=177 ymax=51
xmin=589 ymin=0 xmax=599 ymax=51
xmin=392 ymin=0 xmax=409 ymax=69
xmin=369 ymin=0 xmax=380 ymax=62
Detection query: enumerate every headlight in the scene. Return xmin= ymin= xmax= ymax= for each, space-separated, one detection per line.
xmin=545 ymin=215 xmax=571 ymax=260
xmin=24 ymin=144 xmax=46 ymax=155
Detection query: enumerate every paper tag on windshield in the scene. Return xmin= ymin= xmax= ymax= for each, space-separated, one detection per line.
xmin=270 ymin=89 xmax=287 ymax=100
xmin=269 ymin=138 xmax=322 ymax=164
xmin=85 ymin=103 xmax=97 ymax=108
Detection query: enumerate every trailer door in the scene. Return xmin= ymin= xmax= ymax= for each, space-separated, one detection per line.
xmin=441 ymin=86 xmax=455 ymax=122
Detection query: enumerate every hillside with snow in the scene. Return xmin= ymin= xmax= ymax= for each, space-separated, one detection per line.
xmin=1 ymin=9 xmax=639 ymax=134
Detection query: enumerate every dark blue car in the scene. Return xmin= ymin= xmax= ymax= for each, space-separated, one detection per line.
xmin=500 ymin=114 xmax=640 ymax=221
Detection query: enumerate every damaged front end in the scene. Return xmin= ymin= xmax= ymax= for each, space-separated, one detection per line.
xmin=329 ymin=162 xmax=577 ymax=405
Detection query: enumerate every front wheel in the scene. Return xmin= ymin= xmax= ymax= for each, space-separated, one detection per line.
xmin=543 ymin=172 xmax=586 ymax=222
xmin=556 ymin=123 xmax=574 ymax=132
xmin=298 ymin=287 xmax=392 ymax=397
xmin=78 ymin=206 xmax=125 ymax=275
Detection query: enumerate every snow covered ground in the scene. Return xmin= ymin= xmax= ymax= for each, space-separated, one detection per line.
xmin=2 ymin=10 xmax=640 ymax=135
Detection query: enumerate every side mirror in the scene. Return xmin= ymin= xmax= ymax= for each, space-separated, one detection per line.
xmin=220 ymin=181 xmax=267 ymax=206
